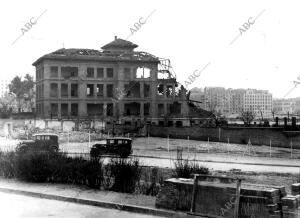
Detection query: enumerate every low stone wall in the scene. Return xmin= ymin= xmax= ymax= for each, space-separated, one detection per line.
xmin=149 ymin=126 xmax=300 ymax=148
xmin=156 ymin=178 xmax=287 ymax=217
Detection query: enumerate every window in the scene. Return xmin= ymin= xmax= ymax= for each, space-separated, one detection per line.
xmin=158 ymin=104 xmax=164 ymax=115
xmin=97 ymin=84 xmax=104 ymax=97
xmin=50 ymin=66 xmax=58 ymax=78
xmin=87 ymin=68 xmax=94 ymax=78
xmin=107 ymin=84 xmax=113 ymax=97
xmin=61 ymin=104 xmax=68 ymax=116
xmin=50 ymin=83 xmax=58 ymax=97
xmin=61 ymin=67 xmax=78 ymax=79
xmin=71 ymin=84 xmax=78 ymax=97
xmin=71 ymin=104 xmax=78 ymax=116
xmin=144 ymin=84 xmax=150 ymax=97
xmin=87 ymin=84 xmax=94 ymax=97
xmin=107 ymin=103 xmax=113 ymax=116
xmin=97 ymin=68 xmax=104 ymax=78
xmin=61 ymin=84 xmax=68 ymax=97
xmin=107 ymin=68 xmax=114 ymax=78
xmin=136 ymin=67 xmax=150 ymax=78
xmin=144 ymin=103 xmax=150 ymax=116
xmin=50 ymin=103 xmax=58 ymax=114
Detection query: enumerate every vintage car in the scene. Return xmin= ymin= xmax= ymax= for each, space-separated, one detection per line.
xmin=90 ymin=137 xmax=132 ymax=158
xmin=16 ymin=133 xmax=59 ymax=153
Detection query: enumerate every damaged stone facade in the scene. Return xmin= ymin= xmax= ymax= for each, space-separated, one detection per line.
xmin=33 ymin=37 xmax=207 ymax=126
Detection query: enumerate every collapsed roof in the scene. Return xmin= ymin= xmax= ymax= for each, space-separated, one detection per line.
xmin=32 ymin=37 xmax=159 ymax=66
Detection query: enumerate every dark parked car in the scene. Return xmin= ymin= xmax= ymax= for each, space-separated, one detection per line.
xmin=16 ymin=133 xmax=59 ymax=153
xmin=90 ymin=137 xmax=132 ymax=158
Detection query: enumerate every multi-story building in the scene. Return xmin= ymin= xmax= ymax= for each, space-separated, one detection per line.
xmin=33 ymin=37 xmax=206 ymax=126
xmin=191 ymin=87 xmax=273 ymax=119
xmin=243 ymin=89 xmax=273 ymax=119
xmin=230 ymin=89 xmax=246 ymax=115
xmin=203 ymin=87 xmax=231 ymax=115
xmin=0 ymin=80 xmax=10 ymax=97
xmin=273 ymin=99 xmax=295 ymax=116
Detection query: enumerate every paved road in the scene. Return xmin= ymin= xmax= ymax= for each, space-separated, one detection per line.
xmin=67 ymin=152 xmax=300 ymax=174
xmin=136 ymin=156 xmax=300 ymax=173
xmin=0 ymin=192 xmax=163 ymax=218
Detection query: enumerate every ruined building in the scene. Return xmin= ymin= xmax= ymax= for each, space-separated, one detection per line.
xmin=33 ymin=37 xmax=212 ymax=126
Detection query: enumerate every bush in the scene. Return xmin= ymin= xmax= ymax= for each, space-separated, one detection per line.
xmin=108 ymin=158 xmax=141 ymax=193
xmin=0 ymin=151 xmax=16 ymax=178
xmin=173 ymin=148 xmax=210 ymax=178
xmin=0 ymin=151 xmax=103 ymax=188
xmin=137 ymin=167 xmax=163 ymax=196
xmin=15 ymin=152 xmax=53 ymax=182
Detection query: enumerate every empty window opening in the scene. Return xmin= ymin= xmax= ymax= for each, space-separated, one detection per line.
xmin=61 ymin=104 xmax=68 ymax=116
xmin=87 ymin=84 xmax=94 ymax=97
xmin=50 ymin=103 xmax=58 ymax=116
xmin=158 ymin=121 xmax=164 ymax=126
xmin=50 ymin=66 xmax=58 ymax=78
xmin=71 ymin=104 xmax=78 ymax=116
xmin=124 ymin=68 xmax=131 ymax=79
xmin=176 ymin=121 xmax=183 ymax=127
xmin=125 ymin=82 xmax=140 ymax=98
xmin=107 ymin=103 xmax=113 ymax=116
xmin=71 ymin=84 xmax=78 ymax=97
xmin=124 ymin=102 xmax=140 ymax=116
xmin=87 ymin=68 xmax=94 ymax=78
xmin=166 ymin=85 xmax=173 ymax=97
xmin=97 ymin=68 xmax=104 ymax=78
xmin=107 ymin=68 xmax=114 ymax=78
xmin=61 ymin=83 xmax=68 ymax=97
xmin=144 ymin=84 xmax=150 ymax=97
xmin=167 ymin=121 xmax=173 ymax=127
xmin=50 ymin=83 xmax=58 ymax=97
xmin=158 ymin=104 xmax=164 ymax=116
xmin=97 ymin=84 xmax=104 ymax=97
xmin=157 ymin=84 xmax=164 ymax=96
xmin=144 ymin=103 xmax=150 ymax=116
xmin=61 ymin=67 xmax=78 ymax=79
xmin=87 ymin=104 xmax=102 ymax=116
xmin=167 ymin=102 xmax=181 ymax=115
xmin=136 ymin=67 xmax=150 ymax=78
xmin=107 ymin=84 xmax=114 ymax=98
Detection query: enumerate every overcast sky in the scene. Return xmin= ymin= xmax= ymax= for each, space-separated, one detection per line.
xmin=1 ymin=0 xmax=300 ymax=98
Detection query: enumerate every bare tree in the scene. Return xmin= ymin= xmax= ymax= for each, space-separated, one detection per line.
xmin=240 ymin=110 xmax=256 ymax=126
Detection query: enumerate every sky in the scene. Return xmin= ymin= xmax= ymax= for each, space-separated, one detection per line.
xmin=1 ymin=0 xmax=300 ymax=99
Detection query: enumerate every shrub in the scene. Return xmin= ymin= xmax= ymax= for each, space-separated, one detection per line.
xmin=0 ymin=151 xmax=16 ymax=178
xmin=15 ymin=152 xmax=53 ymax=182
xmin=137 ymin=167 xmax=162 ymax=196
xmin=108 ymin=158 xmax=141 ymax=193
xmin=0 ymin=151 xmax=104 ymax=187
xmin=173 ymin=148 xmax=210 ymax=178
xmin=83 ymin=160 xmax=103 ymax=188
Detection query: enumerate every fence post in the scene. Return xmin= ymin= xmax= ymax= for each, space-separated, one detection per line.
xmin=207 ymin=137 xmax=210 ymax=153
xmin=167 ymin=135 xmax=170 ymax=153
xmin=291 ymin=140 xmax=293 ymax=159
xmin=147 ymin=133 xmax=150 ymax=146
xmin=227 ymin=137 xmax=230 ymax=154
xmin=188 ymin=136 xmax=190 ymax=157
xmin=269 ymin=139 xmax=272 ymax=158
xmin=233 ymin=179 xmax=242 ymax=218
